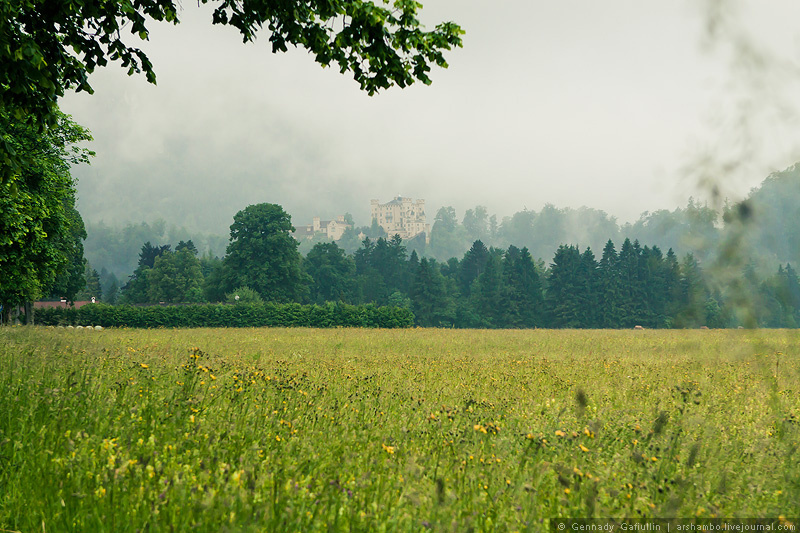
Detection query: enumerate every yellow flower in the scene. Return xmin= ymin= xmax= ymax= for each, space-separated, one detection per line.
xmin=564 ymin=488 xmax=571 ymax=495
xmin=382 ymin=443 xmax=395 ymax=454
xmin=579 ymin=444 xmax=590 ymax=452
xmin=555 ymin=430 xmax=566 ymax=437
xmin=474 ymin=424 xmax=487 ymax=434
xmin=140 ymin=363 xmax=149 ymax=369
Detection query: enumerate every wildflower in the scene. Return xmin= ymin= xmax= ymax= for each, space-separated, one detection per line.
xmin=382 ymin=443 xmax=395 ymax=455
xmin=555 ymin=430 xmax=566 ymax=437
xmin=564 ymin=488 xmax=571 ymax=495
xmin=140 ymin=363 xmax=149 ymax=369
xmin=474 ymin=424 xmax=487 ymax=434
xmin=579 ymin=444 xmax=590 ymax=452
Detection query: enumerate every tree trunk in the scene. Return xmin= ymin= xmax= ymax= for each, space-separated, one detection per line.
xmin=25 ymin=301 xmax=33 ymax=325
xmin=0 ymin=302 xmax=8 ymax=326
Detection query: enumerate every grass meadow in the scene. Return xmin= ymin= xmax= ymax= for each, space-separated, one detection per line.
xmin=0 ymin=326 xmax=798 ymax=532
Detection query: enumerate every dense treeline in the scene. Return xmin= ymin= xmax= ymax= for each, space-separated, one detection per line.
xmin=422 ymin=165 xmax=800 ymax=272
xmin=34 ymin=302 xmax=413 ymax=329
xmin=68 ymin=164 xmax=800 ymax=329
xmin=84 ymin=163 xmax=800 ymax=284
xmin=304 ymin=236 xmax=798 ymax=328
xmin=91 ymin=218 xmax=799 ymax=328
xmin=82 ymin=220 xmax=228 ymax=287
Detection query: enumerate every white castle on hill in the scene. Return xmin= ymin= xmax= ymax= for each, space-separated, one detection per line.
xmin=370 ymin=197 xmax=430 ymax=243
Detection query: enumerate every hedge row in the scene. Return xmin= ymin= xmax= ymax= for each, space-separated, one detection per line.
xmin=34 ymin=302 xmax=415 ymax=329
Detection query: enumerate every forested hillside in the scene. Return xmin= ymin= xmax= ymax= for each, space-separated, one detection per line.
xmin=77 ymin=165 xmax=800 ymax=328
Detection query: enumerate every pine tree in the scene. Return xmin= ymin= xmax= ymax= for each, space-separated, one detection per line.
xmin=598 ymin=239 xmax=623 ymax=327
xmin=644 ymin=246 xmax=674 ymax=328
xmin=471 ymin=251 xmax=504 ymax=327
xmin=546 ymin=245 xmax=583 ymax=328
xmin=77 ymin=264 xmax=102 ymax=301
xmin=411 ymin=258 xmax=452 ymax=327
xmin=674 ymin=253 xmax=708 ymax=328
xmin=516 ymin=247 xmax=545 ymax=327
xmin=459 ymin=240 xmax=490 ymax=297
xmin=663 ymin=248 xmax=682 ymax=325
xmin=617 ymin=238 xmax=636 ymax=327
xmin=404 ymin=250 xmax=420 ymax=294
xmin=304 ymin=242 xmax=356 ymax=303
xmin=577 ymin=247 xmax=599 ymax=327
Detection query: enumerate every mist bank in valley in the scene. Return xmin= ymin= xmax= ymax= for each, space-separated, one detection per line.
xmin=425 ymin=164 xmax=800 ymax=275
xmin=85 ymin=162 xmax=800 ymax=284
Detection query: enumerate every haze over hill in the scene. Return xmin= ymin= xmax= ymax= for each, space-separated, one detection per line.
xmin=83 ymin=163 xmax=800 ymax=286
xmin=62 ymin=1 xmax=800 ymax=237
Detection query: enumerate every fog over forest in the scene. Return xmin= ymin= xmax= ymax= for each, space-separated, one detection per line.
xmin=62 ymin=1 xmax=800 ymax=239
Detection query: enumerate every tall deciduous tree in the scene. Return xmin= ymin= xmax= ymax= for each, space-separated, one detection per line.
xmin=145 ymin=247 xmax=204 ymax=303
xmin=0 ymin=110 xmax=91 ymax=324
xmin=120 ymin=242 xmax=171 ymax=304
xmin=463 ymin=206 xmax=489 ymax=242
xmin=304 ymin=241 xmax=355 ymax=303
xmin=429 ymin=206 xmax=469 ymax=262
xmin=222 ymin=203 xmax=308 ymax=302
xmin=47 ymin=200 xmax=88 ymax=303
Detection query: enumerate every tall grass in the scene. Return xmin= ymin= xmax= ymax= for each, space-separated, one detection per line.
xmin=0 ymin=327 xmax=797 ymax=531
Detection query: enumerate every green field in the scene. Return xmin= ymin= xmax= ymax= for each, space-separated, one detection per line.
xmin=1 ymin=327 xmax=798 ymax=532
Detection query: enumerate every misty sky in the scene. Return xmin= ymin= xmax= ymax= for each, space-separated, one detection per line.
xmin=60 ymin=0 xmax=800 ymax=236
